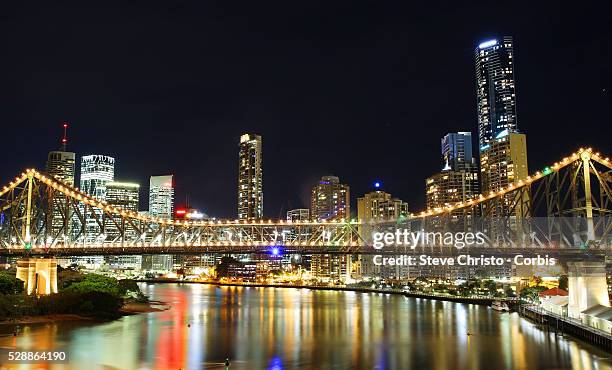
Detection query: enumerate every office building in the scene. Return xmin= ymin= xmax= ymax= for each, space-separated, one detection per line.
xmin=80 ymin=155 xmax=115 ymax=200
xmin=426 ymin=170 xmax=479 ymax=210
xmin=442 ymin=132 xmax=475 ymax=171
xmin=311 ymin=176 xmax=350 ymax=221
xmin=149 ymin=175 xmax=174 ymax=218
xmin=310 ymin=176 xmax=351 ymax=283
xmin=357 ymin=189 xmax=409 ymax=279
xmin=238 ymin=133 xmax=263 ymax=219
xmin=104 ymin=182 xmax=141 ymax=269
xmin=143 ymin=175 xmax=175 ymax=272
xmin=480 ymin=131 xmax=529 ymax=219
xmin=475 ymin=36 xmax=518 ymax=148
xmin=46 ymin=123 xmax=76 ymax=239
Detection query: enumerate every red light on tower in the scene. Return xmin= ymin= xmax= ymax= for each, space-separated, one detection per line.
xmin=176 ymin=209 xmax=187 ymax=216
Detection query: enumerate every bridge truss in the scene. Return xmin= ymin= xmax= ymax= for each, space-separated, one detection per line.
xmin=0 ymin=148 xmax=610 ymax=256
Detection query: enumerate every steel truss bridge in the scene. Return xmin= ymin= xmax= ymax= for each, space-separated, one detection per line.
xmin=0 ymin=148 xmax=610 ymax=257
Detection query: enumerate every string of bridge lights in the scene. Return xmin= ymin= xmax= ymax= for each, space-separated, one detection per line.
xmin=0 ymin=148 xmax=610 ymax=226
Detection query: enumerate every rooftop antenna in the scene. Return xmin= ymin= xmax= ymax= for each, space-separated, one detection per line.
xmin=60 ymin=122 xmax=69 ymax=151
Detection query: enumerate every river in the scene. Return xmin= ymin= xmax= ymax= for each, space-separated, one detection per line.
xmin=1 ymin=283 xmax=611 ymax=369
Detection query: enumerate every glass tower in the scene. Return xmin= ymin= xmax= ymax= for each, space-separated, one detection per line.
xmin=475 ymin=36 xmax=518 ymax=148
xmin=238 ymin=133 xmax=263 ymax=219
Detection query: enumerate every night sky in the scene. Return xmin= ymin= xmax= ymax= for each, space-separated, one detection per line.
xmin=1 ymin=2 xmax=610 ymax=218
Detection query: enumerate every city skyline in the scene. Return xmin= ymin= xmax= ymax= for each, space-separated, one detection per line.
xmin=0 ymin=3 xmax=609 ymax=219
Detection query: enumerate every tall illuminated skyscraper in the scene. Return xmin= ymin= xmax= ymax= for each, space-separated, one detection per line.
xmin=238 ymin=133 xmax=263 ymax=219
xmin=105 ymin=182 xmax=141 ymax=269
xmin=442 ymin=132 xmax=475 ymax=171
xmin=75 ymin=154 xmax=115 ymax=267
xmin=310 ymin=176 xmax=350 ymax=221
xmin=149 ymin=175 xmax=174 ymax=218
xmin=80 ymin=155 xmax=115 ymax=200
xmin=143 ymin=175 xmax=175 ymax=272
xmin=46 ymin=123 xmax=76 ymax=240
xmin=310 ymin=176 xmax=351 ymax=283
xmin=475 ymin=36 xmax=518 ymax=148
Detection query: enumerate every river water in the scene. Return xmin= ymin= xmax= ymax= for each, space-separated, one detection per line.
xmin=0 ymin=283 xmax=610 ymax=369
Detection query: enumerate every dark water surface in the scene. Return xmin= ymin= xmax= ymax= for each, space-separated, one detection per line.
xmin=1 ymin=283 xmax=611 ymax=369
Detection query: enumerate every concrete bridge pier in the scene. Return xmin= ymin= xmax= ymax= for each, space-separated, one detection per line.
xmin=16 ymin=258 xmax=58 ymax=295
xmin=567 ymin=261 xmax=610 ymax=319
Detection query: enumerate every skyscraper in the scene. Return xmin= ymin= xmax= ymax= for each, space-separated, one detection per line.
xmin=76 ymin=154 xmax=115 ymax=267
xmin=46 ymin=123 xmax=76 ymax=239
xmin=310 ymin=176 xmax=350 ymax=221
xmin=80 ymin=155 xmax=115 ymax=200
xmin=143 ymin=175 xmax=175 ymax=272
xmin=426 ymin=133 xmax=479 ymax=211
xmin=442 ymin=132 xmax=475 ymax=171
xmin=310 ymin=176 xmax=351 ymax=283
xmin=480 ymin=131 xmax=529 ymax=219
xmin=357 ymin=189 xmax=409 ymax=279
xmin=475 ymin=36 xmax=518 ymax=148
xmin=149 ymin=175 xmax=174 ymax=218
xmin=238 ymin=133 xmax=263 ymax=219
xmin=46 ymin=123 xmax=75 ymax=186
xmin=105 ymin=182 xmax=141 ymax=269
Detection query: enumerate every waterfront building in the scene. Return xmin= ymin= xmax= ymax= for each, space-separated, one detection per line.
xmin=357 ymin=189 xmax=409 ymax=280
xmin=46 ymin=123 xmax=76 ymax=240
xmin=426 ymin=170 xmax=479 ymax=210
xmin=238 ymin=133 xmax=263 ymax=220
xmin=105 ymin=182 xmax=141 ymax=269
xmin=476 ymin=36 xmax=518 ymax=148
xmin=310 ymin=176 xmax=351 ymax=283
xmin=311 ymin=176 xmax=350 ymax=220
xmin=479 ymin=131 xmax=529 ymax=219
xmin=142 ymin=175 xmax=175 ymax=272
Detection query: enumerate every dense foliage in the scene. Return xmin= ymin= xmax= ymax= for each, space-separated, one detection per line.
xmin=0 ymin=268 xmax=146 ymax=320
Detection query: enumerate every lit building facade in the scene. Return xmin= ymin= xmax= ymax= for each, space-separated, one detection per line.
xmin=442 ymin=132 xmax=475 ymax=171
xmin=286 ymin=208 xmax=310 ymax=221
xmin=238 ymin=133 xmax=263 ymax=219
xmin=104 ymin=182 xmax=141 ymax=269
xmin=46 ymin=132 xmax=76 ymax=239
xmin=310 ymin=176 xmax=351 ymax=283
xmin=143 ymin=175 xmax=175 ymax=272
xmin=426 ymin=170 xmax=479 ymax=210
xmin=358 ymin=190 xmax=409 ymax=279
xmin=310 ymin=176 xmax=350 ymax=221
xmin=475 ymin=36 xmax=518 ymax=148
xmin=80 ymin=155 xmax=115 ymax=200
xmin=149 ymin=175 xmax=174 ymax=218
xmin=479 ymin=131 xmax=529 ymax=219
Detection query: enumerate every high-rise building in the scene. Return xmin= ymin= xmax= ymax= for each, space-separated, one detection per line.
xmin=105 ymin=182 xmax=141 ymax=269
xmin=426 ymin=170 xmax=479 ymax=210
xmin=357 ymin=189 xmax=409 ymax=279
xmin=442 ymin=132 xmax=475 ymax=171
xmin=475 ymin=36 xmax=518 ymax=148
xmin=149 ymin=175 xmax=174 ymax=218
xmin=286 ymin=209 xmax=310 ymax=221
xmin=80 ymin=155 xmax=115 ymax=200
xmin=427 ymin=132 xmax=480 ymax=211
xmin=479 ymin=131 xmax=529 ymax=219
xmin=238 ymin=133 xmax=263 ymax=219
xmin=74 ymin=154 xmax=115 ymax=267
xmin=357 ymin=190 xmax=409 ymax=222
xmin=46 ymin=123 xmax=76 ymax=240
xmin=143 ymin=175 xmax=175 ymax=272
xmin=310 ymin=176 xmax=351 ymax=283
xmin=311 ymin=176 xmax=350 ymax=221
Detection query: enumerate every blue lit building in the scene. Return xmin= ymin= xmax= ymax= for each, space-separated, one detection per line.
xmin=475 ymin=36 xmax=518 ymax=148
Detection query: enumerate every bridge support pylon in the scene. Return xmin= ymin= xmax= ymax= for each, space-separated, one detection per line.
xmin=567 ymin=261 xmax=610 ymax=319
xmin=16 ymin=258 xmax=58 ymax=295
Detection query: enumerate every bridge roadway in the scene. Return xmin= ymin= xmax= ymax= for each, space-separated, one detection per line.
xmin=1 ymin=244 xmax=609 ymax=261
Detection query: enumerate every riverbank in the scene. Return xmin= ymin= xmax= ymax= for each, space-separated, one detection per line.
xmin=134 ymin=279 xmax=512 ymax=306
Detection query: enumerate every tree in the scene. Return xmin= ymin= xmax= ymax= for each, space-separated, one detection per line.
xmin=558 ymin=275 xmax=568 ymax=291
xmin=531 ymin=276 xmax=543 ymax=286
xmin=64 ymin=274 xmax=123 ymax=297
xmin=0 ymin=271 xmax=24 ymax=295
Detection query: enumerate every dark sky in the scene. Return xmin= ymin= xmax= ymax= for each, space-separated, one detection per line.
xmin=0 ymin=1 xmax=610 ymax=218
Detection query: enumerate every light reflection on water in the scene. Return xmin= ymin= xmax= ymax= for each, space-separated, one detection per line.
xmin=0 ymin=283 xmax=610 ymax=370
